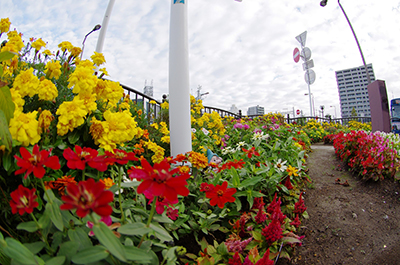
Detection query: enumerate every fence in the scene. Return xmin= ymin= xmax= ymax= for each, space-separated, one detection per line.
xmin=119 ymin=82 xmax=371 ymax=125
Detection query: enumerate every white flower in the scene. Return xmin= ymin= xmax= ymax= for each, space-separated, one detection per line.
xmin=201 ymin=128 xmax=209 ymax=135
xmin=191 ymin=128 xmax=197 ymax=133
xmin=221 ymin=146 xmax=235 ymax=155
xmin=252 ymin=132 xmax=269 ymax=141
xmin=236 ymin=141 xmax=246 ymax=150
xmin=274 ymin=158 xmax=287 ymax=172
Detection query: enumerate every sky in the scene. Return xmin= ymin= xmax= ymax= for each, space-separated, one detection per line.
xmin=2 ymin=0 xmax=400 ymax=118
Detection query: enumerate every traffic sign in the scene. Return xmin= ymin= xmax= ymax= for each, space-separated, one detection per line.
xmin=301 ymin=47 xmax=311 ymax=61
xmin=295 ymin=31 xmax=307 ymax=47
xmin=293 ymin=48 xmax=300 ymax=63
xmin=302 ymin=59 xmax=314 ymax=71
xmin=296 ymin=109 xmax=300 ymax=115
xmin=305 ymin=69 xmax=316 ymax=85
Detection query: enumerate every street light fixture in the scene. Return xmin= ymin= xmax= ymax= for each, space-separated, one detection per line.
xmin=320 ymin=0 xmax=372 ymax=84
xmin=81 ymin=24 xmax=101 ymax=59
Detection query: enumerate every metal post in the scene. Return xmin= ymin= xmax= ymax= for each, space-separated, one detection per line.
xmin=169 ymin=0 xmax=192 ymax=156
xmin=96 ymin=0 xmax=116 ymax=53
xmin=337 ymin=0 xmax=371 ymax=84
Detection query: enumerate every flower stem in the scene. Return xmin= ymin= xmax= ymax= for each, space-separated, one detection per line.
xmin=30 ymin=212 xmax=54 ymax=254
xmin=40 ymin=179 xmax=52 ymax=203
xmin=118 ymin=166 xmax=125 ymax=223
xmin=138 ymin=196 xmax=157 ymax=248
xmin=82 ymin=168 xmax=86 ymax=181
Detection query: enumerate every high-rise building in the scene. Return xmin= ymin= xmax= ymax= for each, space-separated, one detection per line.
xmin=143 ymin=80 xmax=153 ymax=97
xmin=247 ymin=105 xmax=264 ymax=116
xmin=335 ymin=64 xmax=375 ymax=118
xmin=229 ymin=104 xmax=239 ymax=114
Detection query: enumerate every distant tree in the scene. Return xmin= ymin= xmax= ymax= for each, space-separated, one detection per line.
xmin=351 ymin=107 xmax=358 ymax=117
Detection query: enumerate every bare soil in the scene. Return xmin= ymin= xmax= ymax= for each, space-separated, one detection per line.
xmin=281 ymin=143 xmax=400 ymax=265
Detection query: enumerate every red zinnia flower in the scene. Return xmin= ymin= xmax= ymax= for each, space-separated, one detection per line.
xmin=129 ymin=159 xmax=190 ymax=202
xmin=204 ymin=181 xmax=236 ymax=209
xmin=104 ymin=149 xmax=138 ymax=165
xmin=14 ymin=145 xmax=60 ymax=179
xmin=200 ymin=182 xmax=215 ymax=192
xmin=63 ymin=145 xmax=107 ymax=171
xmin=242 ymin=147 xmax=260 ymax=159
xmin=60 ymin=178 xmax=114 ymax=218
xmin=166 ymin=207 xmax=179 ymax=220
xmin=219 ymin=159 xmax=246 ymax=173
xmin=10 ymin=185 xmax=39 ymax=215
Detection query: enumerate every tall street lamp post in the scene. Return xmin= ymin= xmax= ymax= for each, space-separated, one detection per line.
xmin=81 ymin=24 xmax=101 ymax=59
xmin=320 ymin=0 xmax=371 ymax=84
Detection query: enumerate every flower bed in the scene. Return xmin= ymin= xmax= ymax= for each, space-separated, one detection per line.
xmin=332 ymin=130 xmax=400 ymax=181
xmin=0 ymin=18 xmax=314 ymax=264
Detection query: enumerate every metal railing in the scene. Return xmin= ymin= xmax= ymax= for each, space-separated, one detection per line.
xmin=118 ymin=82 xmax=371 ymax=126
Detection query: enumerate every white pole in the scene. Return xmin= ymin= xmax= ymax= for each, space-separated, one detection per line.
xmin=96 ymin=0 xmax=115 ymax=53
xmin=169 ymin=0 xmax=192 ymax=156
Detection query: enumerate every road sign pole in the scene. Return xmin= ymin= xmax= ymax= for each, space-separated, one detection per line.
xmin=169 ymin=0 xmax=192 ymax=157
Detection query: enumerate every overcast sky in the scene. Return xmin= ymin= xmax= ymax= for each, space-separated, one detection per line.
xmin=2 ymin=0 xmax=400 ymax=118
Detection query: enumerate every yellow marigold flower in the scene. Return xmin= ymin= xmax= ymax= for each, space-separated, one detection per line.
xmin=70 ymin=46 xmax=82 ymax=58
xmin=286 ymin=165 xmax=299 ymax=177
xmin=67 ymin=65 xmax=97 ymax=94
xmin=151 ymin=123 xmax=159 ymax=130
xmin=44 ymin=60 xmax=62 ymax=80
xmin=9 ymin=111 xmax=40 ymax=146
xmin=161 ymin=136 xmax=170 ymax=144
xmin=90 ymin=51 xmax=106 ymax=66
xmin=75 ymin=92 xmax=97 ymax=113
xmin=188 ymin=151 xmax=208 ymax=169
xmin=95 ymin=110 xmax=141 ymax=151
xmin=99 ymin=67 xmax=109 ymax=76
xmin=89 ymin=117 xmax=105 ymax=144
xmin=94 ymin=79 xmax=123 ymax=107
xmin=10 ymin=88 xmax=24 ymax=112
xmin=12 ymin=68 xmax=40 ymax=97
xmin=137 ymin=109 xmax=142 ymax=116
xmin=294 ymin=142 xmax=302 ymax=149
xmin=43 ymin=49 xmax=53 ymax=56
xmin=0 ymin=18 xmax=11 ymax=33
xmin=119 ymin=101 xmax=130 ymax=110
xmin=31 ymin=38 xmax=46 ymax=51
xmin=159 ymin=122 xmax=169 ymax=135
xmin=38 ymin=79 xmax=58 ymax=101
xmin=190 ymin=95 xmax=196 ymax=104
xmin=161 ymin=101 xmax=169 ymax=109
xmin=149 ymin=100 xmax=156 ymax=105
xmin=99 ymin=178 xmax=115 ymax=189
xmin=178 ymin=165 xmax=190 ymax=174
xmin=77 ymin=59 xmax=95 ymax=69
xmin=58 ymin=41 xmax=73 ymax=52
xmin=56 ymin=98 xmax=88 ymax=136
xmin=145 ymin=140 xmax=165 ymax=164
xmin=38 ymin=109 xmax=54 ymax=133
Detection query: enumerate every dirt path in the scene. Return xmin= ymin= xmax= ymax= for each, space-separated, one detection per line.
xmin=284 ymin=143 xmax=400 ymax=265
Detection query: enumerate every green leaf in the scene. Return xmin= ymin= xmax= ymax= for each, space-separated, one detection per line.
xmin=117 ymin=222 xmax=151 ymax=236
xmin=0 ymin=51 xmax=17 ymax=62
xmin=92 ymin=221 xmax=127 ymax=262
xmin=46 ymin=202 xmax=63 ymax=231
xmin=58 ymin=241 xmax=79 ymax=264
xmin=239 ymin=176 xmax=263 ymax=188
xmin=2 ymin=151 xmax=12 ymax=171
xmin=17 ymin=221 xmax=39 ymax=233
xmin=152 ymin=215 xmax=174 ymax=224
xmin=0 ymin=110 xmax=12 ymax=151
xmin=124 ymin=246 xmax=154 ymax=263
xmin=37 ymin=208 xmax=51 ymax=229
xmin=3 ymin=237 xmax=37 ymax=265
xmin=149 ymin=223 xmax=173 ymax=243
xmin=231 ymin=168 xmax=240 ymax=188
xmin=68 ymin=130 xmax=80 ymax=145
xmin=23 ymin=242 xmax=45 ymax=255
xmin=217 ymin=242 xmax=229 ymax=256
xmin=68 ymin=227 xmax=92 ymax=250
xmin=0 ymin=86 xmax=14 ymax=124
xmin=71 ymin=246 xmax=109 ymax=264
xmin=281 ymin=237 xmax=302 ymax=245
xmin=44 ymin=256 xmax=66 ymax=265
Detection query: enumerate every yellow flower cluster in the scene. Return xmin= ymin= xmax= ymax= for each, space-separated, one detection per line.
xmin=9 ymin=111 xmax=40 ymax=146
xmin=144 ymin=140 xmax=165 ymax=163
xmin=90 ymin=51 xmax=106 ymax=66
xmin=44 ymin=60 xmax=62 ymax=80
xmin=38 ymin=109 xmax=54 ymax=134
xmin=90 ymin=110 xmax=142 ymax=152
xmin=348 ymin=120 xmax=371 ymax=131
xmin=159 ymin=122 xmax=169 ymax=136
xmin=38 ymin=79 xmax=58 ymax=101
xmin=0 ymin=18 xmax=11 ymax=33
xmin=56 ymin=98 xmax=87 ymax=136
xmin=31 ymin=38 xmax=46 ymax=51
xmin=188 ymin=151 xmax=208 ymax=169
xmin=12 ymin=68 xmax=40 ymax=97
xmin=93 ymin=79 xmax=124 ymax=108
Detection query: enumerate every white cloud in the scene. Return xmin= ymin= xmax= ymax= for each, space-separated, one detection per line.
xmin=2 ymin=0 xmax=400 ymax=118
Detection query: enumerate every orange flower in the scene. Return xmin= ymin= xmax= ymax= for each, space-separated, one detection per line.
xmin=99 ymin=178 xmax=115 ymax=189
xmin=44 ymin=175 xmax=76 ymax=195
